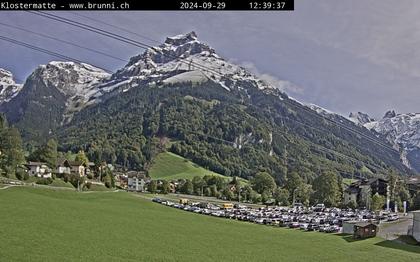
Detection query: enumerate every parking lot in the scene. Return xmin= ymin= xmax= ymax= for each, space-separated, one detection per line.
xmin=152 ymin=198 xmax=401 ymax=234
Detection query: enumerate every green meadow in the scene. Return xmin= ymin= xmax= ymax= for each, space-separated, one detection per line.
xmin=0 ymin=187 xmax=419 ymax=262
xmin=149 ymin=152 xmax=225 ymax=180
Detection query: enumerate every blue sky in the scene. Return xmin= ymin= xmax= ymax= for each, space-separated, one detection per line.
xmin=1 ymin=0 xmax=419 ymax=118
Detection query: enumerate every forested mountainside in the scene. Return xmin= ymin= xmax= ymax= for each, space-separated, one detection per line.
xmin=0 ymin=32 xmax=411 ymax=183
xmin=57 ymin=80 xmax=408 ymax=183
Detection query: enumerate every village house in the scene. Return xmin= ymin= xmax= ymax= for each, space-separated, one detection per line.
xmin=127 ymin=171 xmax=147 ymax=192
xmin=25 ymin=162 xmax=52 ymax=178
xmin=56 ymin=159 xmax=72 ymax=175
xmin=343 ymin=178 xmax=388 ymax=207
xmin=343 ymin=186 xmax=359 ymax=205
xmin=56 ymin=159 xmax=87 ymax=177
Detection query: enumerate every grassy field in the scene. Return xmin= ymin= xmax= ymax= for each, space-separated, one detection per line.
xmin=49 ymin=179 xmax=75 ymax=188
xmin=0 ymin=187 xmax=419 ymax=261
xmin=149 ymin=152 xmax=226 ymax=180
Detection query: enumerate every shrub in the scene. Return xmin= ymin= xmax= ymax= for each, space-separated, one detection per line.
xmin=36 ymin=178 xmax=53 ymax=185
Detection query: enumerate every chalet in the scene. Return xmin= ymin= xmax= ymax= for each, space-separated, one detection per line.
xmin=343 ymin=178 xmax=388 ymax=207
xmin=127 ymin=171 xmax=147 ymax=192
xmin=353 ymin=222 xmax=378 ymax=239
xmin=367 ymin=178 xmax=388 ymax=196
xmin=25 ymin=162 xmax=52 ymax=178
xmin=343 ymin=186 xmax=359 ymax=205
xmin=56 ymin=159 xmax=71 ymax=175
xmin=114 ymin=172 xmax=128 ymax=189
xmin=56 ymin=159 xmax=87 ymax=177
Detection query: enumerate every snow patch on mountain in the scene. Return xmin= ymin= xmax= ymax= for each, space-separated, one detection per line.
xmin=101 ymin=31 xmax=283 ymax=97
xmin=33 ymin=61 xmax=111 ymax=123
xmin=0 ymin=68 xmax=22 ymax=104
xmin=38 ymin=61 xmax=110 ymax=97
xmin=364 ymin=111 xmax=420 ymax=172
xmin=348 ymin=112 xmax=375 ymax=125
xmin=306 ymin=104 xmax=335 ymax=116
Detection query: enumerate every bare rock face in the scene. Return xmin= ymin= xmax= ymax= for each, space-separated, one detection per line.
xmin=0 ymin=68 xmax=22 ymax=104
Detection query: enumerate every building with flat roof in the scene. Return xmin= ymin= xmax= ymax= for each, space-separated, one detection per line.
xmin=412 ymin=211 xmax=420 ymax=242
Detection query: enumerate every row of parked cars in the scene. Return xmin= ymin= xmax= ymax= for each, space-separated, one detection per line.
xmin=151 ymin=198 xmax=399 ymax=233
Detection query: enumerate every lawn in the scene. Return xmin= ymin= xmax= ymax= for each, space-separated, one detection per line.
xmin=149 ymin=152 xmax=226 ymax=180
xmin=0 ymin=187 xmax=419 ymax=261
xmin=49 ymin=179 xmax=75 ymax=188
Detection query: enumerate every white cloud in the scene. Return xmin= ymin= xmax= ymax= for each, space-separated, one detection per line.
xmin=239 ymin=61 xmax=304 ymax=94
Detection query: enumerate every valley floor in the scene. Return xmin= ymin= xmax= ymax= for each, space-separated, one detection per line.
xmin=0 ymin=187 xmax=419 ymax=261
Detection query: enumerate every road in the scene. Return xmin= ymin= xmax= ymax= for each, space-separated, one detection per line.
xmin=378 ymin=213 xmax=413 ymax=240
xmin=136 ymin=192 xmax=265 ymax=208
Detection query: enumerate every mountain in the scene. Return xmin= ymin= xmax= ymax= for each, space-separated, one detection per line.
xmin=0 ymin=62 xmax=110 ymax=140
xmin=0 ymin=32 xmax=410 ymax=181
xmin=364 ymin=111 xmax=420 ymax=172
xmin=0 ymin=68 xmax=22 ymax=105
xmin=93 ymin=31 xmax=278 ymax=97
xmin=348 ymin=112 xmax=375 ymax=126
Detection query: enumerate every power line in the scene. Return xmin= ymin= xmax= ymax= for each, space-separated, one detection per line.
xmin=1 ymin=14 xmax=400 ymax=174
xmin=0 ymin=35 xmax=114 ymax=74
xmin=0 ymin=22 xmax=128 ymax=63
xmin=26 ymin=11 xmax=400 ymax=157
xmin=68 ymin=12 xmax=161 ymax=45
xmin=27 ymin=11 xmax=227 ymax=78
xmin=0 ymin=41 xmax=393 ymax=175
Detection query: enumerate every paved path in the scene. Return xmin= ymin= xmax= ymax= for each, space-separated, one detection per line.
xmin=0 ymin=185 xmax=17 ymax=190
xmin=378 ymin=213 xmax=413 ymax=240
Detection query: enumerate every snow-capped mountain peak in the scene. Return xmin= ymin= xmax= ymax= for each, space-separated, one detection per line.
xmin=348 ymin=111 xmax=375 ymax=125
xmin=383 ymin=110 xmax=397 ymax=119
xmin=108 ymin=32 xmax=279 ymax=96
xmin=25 ymin=61 xmax=111 ymax=123
xmin=0 ymin=68 xmax=22 ymax=104
xmin=363 ymin=110 xmax=420 ymax=172
xmin=36 ymin=61 xmax=110 ymax=97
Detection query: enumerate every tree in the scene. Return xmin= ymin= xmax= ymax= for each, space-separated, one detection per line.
xmin=297 ymin=183 xmax=313 ymax=207
xmin=231 ymin=176 xmax=242 ymax=200
xmin=284 ymin=171 xmax=303 ymax=202
xmin=102 ymin=167 xmax=114 ymax=188
xmin=103 ymin=174 xmax=113 ymax=188
xmin=75 ymin=150 xmax=89 ymax=165
xmin=273 ymin=187 xmax=290 ymax=206
xmin=261 ymin=190 xmax=271 ymax=204
xmin=148 ymin=180 xmax=157 ymax=194
xmin=371 ymin=193 xmax=385 ymax=211
xmin=250 ymin=190 xmax=261 ymax=204
xmin=39 ymin=139 xmax=58 ymax=168
xmin=209 ymin=184 xmax=218 ymax=197
xmin=192 ymin=176 xmax=206 ymax=196
xmin=221 ymin=187 xmax=234 ymax=200
xmin=161 ymin=180 xmax=170 ymax=194
xmin=181 ymin=179 xmax=193 ymax=195
xmin=347 ymin=200 xmax=358 ymax=209
xmin=312 ymin=172 xmax=341 ymax=207
xmin=241 ymin=184 xmax=253 ymax=202
xmin=0 ymin=127 xmax=25 ymax=176
xmin=251 ymin=172 xmax=276 ymax=194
